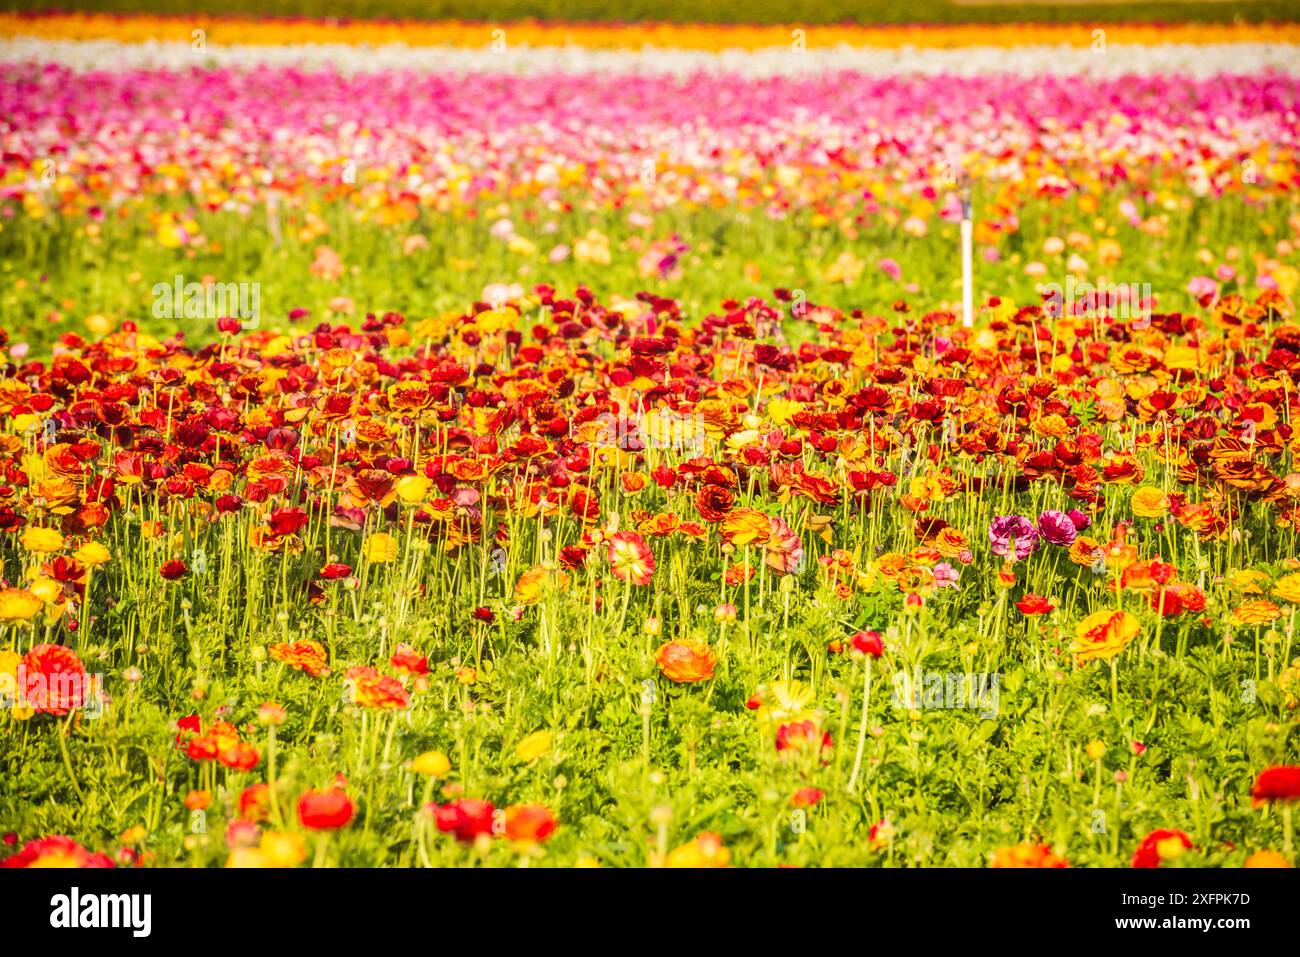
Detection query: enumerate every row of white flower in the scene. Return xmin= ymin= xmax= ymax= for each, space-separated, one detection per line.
xmin=1 ymin=37 xmax=1296 ymax=76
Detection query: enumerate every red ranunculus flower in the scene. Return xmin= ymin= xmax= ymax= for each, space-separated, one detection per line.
xmin=1015 ymin=593 xmax=1055 ymax=615
xmin=298 ymin=788 xmax=355 ymax=830
xmin=431 ymin=798 xmax=495 ymax=842
xmin=1 ymin=835 xmax=114 ymax=869
xmin=1252 ymin=766 xmax=1300 ymax=804
xmin=20 ymin=643 xmax=87 ymax=716
xmin=851 ymin=630 xmax=884 ymax=657
xmin=1131 ymin=829 xmax=1193 ymax=868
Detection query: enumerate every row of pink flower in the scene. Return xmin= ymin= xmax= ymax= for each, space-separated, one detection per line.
xmin=2 ymin=65 xmax=1297 ymax=217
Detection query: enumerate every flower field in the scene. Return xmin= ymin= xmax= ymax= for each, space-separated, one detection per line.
xmin=0 ymin=9 xmax=1299 ymax=871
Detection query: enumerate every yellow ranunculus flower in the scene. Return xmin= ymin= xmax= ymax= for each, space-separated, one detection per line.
xmin=0 ymin=588 xmax=43 ymax=621
xmin=258 ymin=831 xmax=307 ymax=868
xmin=0 ymin=648 xmax=33 ymax=719
xmin=765 ymin=398 xmax=803 ymax=427
xmin=410 ymin=750 xmax=451 ymax=777
xmin=1273 ymin=573 xmax=1300 ymax=605
xmin=73 ymin=541 xmax=112 ymax=566
xmin=362 ymin=532 xmax=399 ymax=564
xmin=515 ymin=730 xmax=552 ymax=763
xmin=28 ymin=577 xmax=61 ymax=604
xmin=20 ymin=526 xmax=64 ymax=553
xmin=662 ymin=832 xmax=731 ymax=868
xmin=395 ymin=475 xmax=430 ymax=504
xmin=226 ymin=848 xmax=268 ymax=868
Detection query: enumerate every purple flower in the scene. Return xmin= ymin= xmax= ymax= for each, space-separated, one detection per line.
xmin=1066 ymin=509 xmax=1091 ymax=532
xmin=988 ymin=515 xmax=1040 ymax=561
xmin=1037 ymin=509 xmax=1078 ymax=547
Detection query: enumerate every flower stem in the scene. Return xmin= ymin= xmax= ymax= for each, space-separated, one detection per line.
xmin=847 ymin=659 xmax=872 ymax=794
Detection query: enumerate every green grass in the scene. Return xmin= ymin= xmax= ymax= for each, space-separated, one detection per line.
xmin=3 ymin=0 xmax=1298 ymax=25
xmin=1 ymin=190 xmax=1290 ymax=350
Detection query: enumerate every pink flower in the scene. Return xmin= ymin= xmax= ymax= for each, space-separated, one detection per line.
xmin=933 ymin=562 xmax=959 ymax=589
xmin=1186 ymin=276 xmax=1218 ymax=301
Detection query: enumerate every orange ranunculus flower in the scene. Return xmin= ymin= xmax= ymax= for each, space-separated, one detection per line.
xmin=1068 ymin=535 xmax=1103 ymax=567
xmin=991 ymin=843 xmax=1070 ymax=868
xmin=934 ymin=527 xmax=969 ymax=558
xmin=695 ymin=484 xmax=735 ymax=522
xmin=513 ymin=565 xmax=569 ymax=605
xmin=1119 ymin=559 xmax=1175 ymax=592
xmin=387 ymin=380 xmax=434 ymax=412
xmin=1073 ymin=610 xmax=1140 ymax=664
xmin=245 ymin=453 xmax=294 ymax=486
xmin=504 ymin=804 xmax=558 ymax=844
xmin=346 ymin=469 xmax=398 ymax=508
xmin=637 ymin=512 xmax=680 ymax=536
xmin=269 ymin=639 xmax=330 ymax=677
xmin=720 ymin=508 xmax=771 ymax=546
xmin=1243 ymin=850 xmax=1292 ymax=868
xmin=655 ymin=639 xmax=717 ymax=683
xmin=347 ymin=667 xmax=411 ymax=710
xmin=1231 ymin=599 xmax=1283 ymax=626
xmin=724 ymin=561 xmax=755 ymax=585
xmin=1131 ymin=486 xmax=1169 ymax=519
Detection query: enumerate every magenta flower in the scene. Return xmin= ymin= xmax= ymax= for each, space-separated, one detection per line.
xmin=988 ymin=515 xmax=1039 ymax=561
xmin=1037 ymin=510 xmax=1078 ymax=547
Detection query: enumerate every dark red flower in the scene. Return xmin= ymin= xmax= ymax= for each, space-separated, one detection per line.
xmin=159 ymin=559 xmax=187 ymax=581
